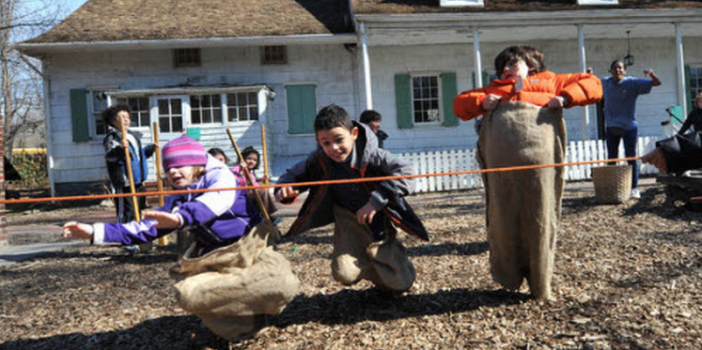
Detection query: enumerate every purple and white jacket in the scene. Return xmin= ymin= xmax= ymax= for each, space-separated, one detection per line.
xmin=92 ymin=155 xmax=261 ymax=248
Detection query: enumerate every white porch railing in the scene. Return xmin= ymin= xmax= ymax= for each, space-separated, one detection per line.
xmin=400 ymin=136 xmax=661 ymax=193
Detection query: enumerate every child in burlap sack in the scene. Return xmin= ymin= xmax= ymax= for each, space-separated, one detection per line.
xmin=63 ymin=135 xmax=300 ymax=341
xmin=453 ymin=45 xmax=602 ymax=299
xmin=276 ymin=104 xmax=429 ymax=294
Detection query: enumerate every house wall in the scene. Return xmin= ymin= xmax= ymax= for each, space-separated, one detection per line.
xmin=44 ymin=44 xmax=362 ymax=191
xmin=366 ymin=36 xmax=702 ymax=156
xmin=42 ymin=34 xmax=702 ymax=192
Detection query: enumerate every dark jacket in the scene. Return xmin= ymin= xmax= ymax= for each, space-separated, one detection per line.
xmin=678 ymin=108 xmax=702 ymax=135
xmin=657 ymin=131 xmax=702 ymax=174
xmin=103 ymin=126 xmax=155 ymax=187
xmin=276 ymin=122 xmax=428 ymax=241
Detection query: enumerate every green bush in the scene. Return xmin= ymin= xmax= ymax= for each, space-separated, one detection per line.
xmin=10 ymin=153 xmax=48 ymax=189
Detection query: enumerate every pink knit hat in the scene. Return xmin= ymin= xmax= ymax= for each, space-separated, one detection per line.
xmin=161 ymin=135 xmax=208 ymax=170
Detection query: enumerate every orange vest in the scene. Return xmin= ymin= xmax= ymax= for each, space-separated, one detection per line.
xmin=453 ymin=71 xmax=602 ymax=121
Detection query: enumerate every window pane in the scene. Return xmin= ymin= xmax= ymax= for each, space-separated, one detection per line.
xmin=192 ymin=110 xmax=202 ymax=124
xmin=250 ymin=105 xmax=259 ymax=120
xmin=171 ymin=100 xmax=181 ymax=114
xmin=239 ymin=107 xmax=248 ymax=121
xmin=203 ymin=109 xmax=211 ymax=123
xmin=159 ymin=117 xmax=170 ymax=133
xmin=228 ymin=107 xmax=237 ymax=122
xmin=158 ymin=99 xmax=168 ymax=111
xmin=172 ymin=118 xmax=183 ymax=132
xmin=214 ymin=109 xmax=222 ymax=123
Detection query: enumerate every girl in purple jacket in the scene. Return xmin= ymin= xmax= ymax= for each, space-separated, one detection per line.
xmin=63 ymin=135 xmax=261 ymax=253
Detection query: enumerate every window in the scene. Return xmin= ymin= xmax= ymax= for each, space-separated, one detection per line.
xmin=90 ymin=91 xmax=109 ymax=136
xmin=227 ymin=92 xmax=259 ymax=122
xmin=577 ymin=0 xmax=618 ymax=5
xmin=116 ymin=97 xmax=150 ymax=127
xmin=191 ymin=94 xmax=223 ymax=124
xmin=157 ymin=97 xmax=184 ymax=133
xmin=261 ymin=46 xmax=287 ymax=65
xmin=412 ymin=75 xmax=441 ymax=124
xmin=173 ymin=48 xmax=201 ymax=68
xmin=439 ymin=0 xmax=484 ymax=7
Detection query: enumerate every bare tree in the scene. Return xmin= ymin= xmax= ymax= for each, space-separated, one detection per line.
xmin=0 ymin=0 xmax=64 ymax=158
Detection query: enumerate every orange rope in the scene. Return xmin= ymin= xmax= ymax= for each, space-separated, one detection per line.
xmin=0 ymin=156 xmax=641 ymax=205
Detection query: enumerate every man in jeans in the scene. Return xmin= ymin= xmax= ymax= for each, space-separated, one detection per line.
xmin=601 ymin=60 xmax=661 ymax=199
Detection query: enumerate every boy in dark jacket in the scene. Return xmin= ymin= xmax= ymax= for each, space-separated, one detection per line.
xmin=276 ymin=104 xmax=428 ymax=293
xmin=102 ymin=105 xmax=156 ymax=223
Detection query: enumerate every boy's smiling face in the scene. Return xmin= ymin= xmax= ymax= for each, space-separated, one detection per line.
xmin=316 ymin=126 xmax=358 ymax=163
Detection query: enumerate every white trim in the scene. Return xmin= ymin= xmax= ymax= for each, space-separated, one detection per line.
xmin=18 ymin=34 xmax=358 ymax=55
xmin=675 ymin=23 xmax=687 ymax=116
xmin=440 ymin=0 xmax=484 ymax=8
xmin=106 ymin=85 xmax=270 ymax=98
xmin=577 ymin=0 xmax=617 ymax=5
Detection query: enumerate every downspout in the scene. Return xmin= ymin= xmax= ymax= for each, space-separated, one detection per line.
xmin=578 ymin=24 xmax=590 ymax=140
xmin=473 ymin=27 xmax=482 ymax=88
xmin=360 ymin=22 xmax=373 ymax=110
xmin=675 ymin=23 xmax=687 ymax=116
xmin=40 ymin=61 xmax=56 ymax=197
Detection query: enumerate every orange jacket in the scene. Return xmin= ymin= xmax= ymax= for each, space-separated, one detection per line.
xmin=453 ymin=71 xmax=602 ymax=121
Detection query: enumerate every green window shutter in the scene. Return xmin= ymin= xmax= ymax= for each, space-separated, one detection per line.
xmin=395 ymin=74 xmax=413 ymax=129
xmin=685 ymin=65 xmax=692 ymax=114
xmin=70 ymin=88 xmax=90 ymax=142
xmin=441 ymin=72 xmax=458 ymax=127
xmin=286 ymin=85 xmax=316 ymax=134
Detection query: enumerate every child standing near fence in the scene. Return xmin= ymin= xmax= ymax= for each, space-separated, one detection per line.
xmin=63 ymin=135 xmax=300 ymax=341
xmin=453 ymin=45 xmax=602 ymax=300
xmin=276 ymin=104 xmax=428 ymax=293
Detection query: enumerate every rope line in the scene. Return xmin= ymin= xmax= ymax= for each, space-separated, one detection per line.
xmin=0 ymin=156 xmax=641 ymax=205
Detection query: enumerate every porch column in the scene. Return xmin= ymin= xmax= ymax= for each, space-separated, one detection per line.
xmin=578 ymin=24 xmax=590 ymax=140
xmin=360 ymin=22 xmax=373 ymax=110
xmin=675 ymin=23 xmax=687 ymax=116
xmin=474 ymin=27 xmax=482 ymax=88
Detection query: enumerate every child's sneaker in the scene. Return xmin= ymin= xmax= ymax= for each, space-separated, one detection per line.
xmin=631 ymin=188 xmax=641 ymax=199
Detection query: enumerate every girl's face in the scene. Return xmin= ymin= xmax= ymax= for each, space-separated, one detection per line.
xmin=167 ymin=166 xmax=199 ymax=189
xmin=501 ymin=59 xmax=530 ymax=80
xmin=244 ymin=153 xmax=259 ymax=170
xmin=697 ymin=96 xmax=702 ymax=109
xmin=610 ymin=62 xmax=626 ymax=81
xmin=367 ymin=120 xmax=381 ymax=134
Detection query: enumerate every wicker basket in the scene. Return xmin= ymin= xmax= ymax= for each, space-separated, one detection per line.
xmin=592 ymin=165 xmax=632 ymax=204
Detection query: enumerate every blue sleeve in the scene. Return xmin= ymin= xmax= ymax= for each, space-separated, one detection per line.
xmin=633 ymin=78 xmax=653 ymax=95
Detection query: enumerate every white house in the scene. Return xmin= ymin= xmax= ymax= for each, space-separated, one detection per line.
xmin=17 ymin=0 xmax=702 ymax=195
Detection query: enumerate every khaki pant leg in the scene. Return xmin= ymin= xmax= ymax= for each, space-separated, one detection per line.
xmin=331 ymin=205 xmax=415 ymax=292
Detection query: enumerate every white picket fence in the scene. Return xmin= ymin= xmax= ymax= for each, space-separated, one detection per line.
xmin=400 ymin=136 xmax=660 ymax=193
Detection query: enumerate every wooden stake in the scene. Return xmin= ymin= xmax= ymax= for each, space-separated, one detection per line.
xmin=227 ymin=129 xmax=281 ymax=241
xmin=261 ymin=124 xmax=269 ymax=186
xmin=117 ymin=117 xmax=141 ymax=222
xmin=152 ymin=122 xmax=167 ymax=246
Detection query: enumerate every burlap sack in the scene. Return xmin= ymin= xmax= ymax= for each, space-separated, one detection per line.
xmin=169 ymin=223 xmax=300 ymax=341
xmin=331 ymin=205 xmax=416 ymax=292
xmin=477 ymin=102 xmax=566 ymax=300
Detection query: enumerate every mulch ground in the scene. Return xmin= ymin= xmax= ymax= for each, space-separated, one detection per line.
xmin=0 ymin=183 xmax=700 ymax=350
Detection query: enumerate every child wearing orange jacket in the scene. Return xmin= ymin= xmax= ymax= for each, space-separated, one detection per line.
xmin=454 ymin=45 xmax=602 ymax=121
xmin=453 ymin=45 xmax=602 ymax=300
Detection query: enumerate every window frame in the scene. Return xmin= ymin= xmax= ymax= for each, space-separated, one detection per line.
xmin=261 ymin=45 xmax=288 ymax=65
xmin=173 ymin=48 xmax=202 ymax=68
xmin=410 ymin=73 xmax=444 ymax=126
xmin=104 ymin=86 xmax=268 ymax=136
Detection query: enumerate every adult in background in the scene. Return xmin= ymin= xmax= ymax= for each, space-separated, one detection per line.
xmin=601 ymin=60 xmax=661 ymax=199
xmin=677 ymin=92 xmax=702 ymax=136
xmin=359 ymin=110 xmax=389 ymax=149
